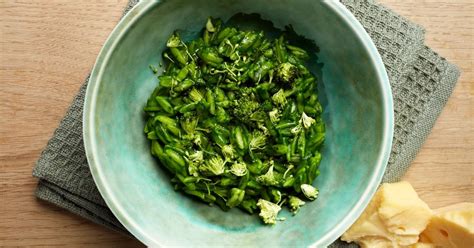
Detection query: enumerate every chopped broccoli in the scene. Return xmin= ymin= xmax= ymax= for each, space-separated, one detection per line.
xmin=220 ymin=144 xmax=235 ymax=159
xmin=276 ymin=62 xmax=298 ymax=83
xmin=249 ymin=131 xmax=267 ymax=151
xmin=268 ymin=108 xmax=281 ymax=123
xmin=301 ymin=184 xmax=319 ymax=201
xmin=233 ymin=98 xmax=259 ymax=119
xmin=271 ymin=89 xmax=287 ymax=107
xmin=256 ymin=164 xmax=279 ymax=186
xmin=256 ymin=199 xmax=282 ymax=224
xmin=166 ymin=33 xmax=182 ymax=48
xmin=230 ymin=161 xmax=248 ymax=176
xmin=288 ymin=196 xmax=305 ymax=213
xmin=199 ymin=156 xmax=226 ymax=176
xmin=301 ymin=112 xmax=316 ymax=129
xmin=144 ymin=18 xmax=326 ymax=225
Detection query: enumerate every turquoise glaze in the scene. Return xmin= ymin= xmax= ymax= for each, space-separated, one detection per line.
xmin=83 ymin=0 xmax=393 ymax=247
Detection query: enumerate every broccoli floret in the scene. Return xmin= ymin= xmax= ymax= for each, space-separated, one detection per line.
xmin=271 ymin=89 xmax=287 ymax=107
xmin=233 ymin=98 xmax=259 ymax=120
xmin=166 ymin=33 xmax=182 ymax=48
xmin=256 ymin=164 xmax=279 ymax=186
xmin=301 ymin=184 xmax=319 ymax=201
xmin=301 ymin=112 xmax=316 ymax=129
xmin=268 ymin=108 xmax=281 ymax=123
xmin=276 ymin=62 xmax=298 ymax=84
xmin=288 ymin=196 xmax=305 ymax=214
xmin=199 ymin=156 xmax=226 ymax=176
xmin=249 ymin=131 xmax=267 ymax=151
xmin=256 ymin=199 xmax=282 ymax=225
xmin=230 ymin=161 xmax=248 ymax=176
xmin=220 ymin=144 xmax=235 ymax=160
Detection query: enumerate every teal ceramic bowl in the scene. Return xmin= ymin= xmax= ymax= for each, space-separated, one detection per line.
xmin=84 ymin=0 xmax=393 ymax=247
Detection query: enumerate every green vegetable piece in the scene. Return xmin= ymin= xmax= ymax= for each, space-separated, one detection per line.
xmin=155 ymin=96 xmax=174 ymax=114
xmin=276 ymin=62 xmax=298 ymax=84
xmin=216 ymin=106 xmax=230 ymax=123
xmin=199 ymin=47 xmax=223 ymax=65
xmin=232 ymin=126 xmax=248 ymax=151
xmin=221 ymin=144 xmax=235 ymax=160
xmin=240 ymin=199 xmax=257 ymax=214
xmin=226 ymin=188 xmax=245 ymax=208
xmin=230 ymin=161 xmax=248 ymax=177
xmin=288 ymin=196 xmax=305 ymax=213
xmin=256 ymin=164 xmax=279 ymax=186
xmin=269 ymin=188 xmax=282 ymax=203
xmin=189 ymin=88 xmax=204 ymax=102
xmin=170 ymin=47 xmax=187 ymax=65
xmin=300 ymin=184 xmax=319 ymax=201
xmin=178 ymin=102 xmax=198 ymax=113
xmin=147 ymin=131 xmax=158 ymax=140
xmin=165 ymin=148 xmax=186 ymax=168
xmin=206 ymin=89 xmax=216 ymax=115
xmin=166 ymin=33 xmax=181 ymax=48
xmin=282 ymin=176 xmax=295 ymax=188
xmin=274 ymin=36 xmax=288 ymax=63
xmin=272 ymin=89 xmax=287 ymax=107
xmin=286 ymin=44 xmax=309 ymax=59
xmin=239 ymin=32 xmax=259 ymax=51
xmin=151 ymin=140 xmax=164 ymax=156
xmin=256 ymin=199 xmax=282 ymax=225
xmin=249 ymin=131 xmax=267 ymax=151
xmin=176 ymin=67 xmax=189 ymax=82
xmin=158 ymin=75 xmax=176 ymax=88
xmin=206 ymin=17 xmax=216 ymax=32
xmin=199 ymin=156 xmax=226 ymax=176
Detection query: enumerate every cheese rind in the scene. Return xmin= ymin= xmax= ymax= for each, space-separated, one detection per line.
xmin=342 ymin=181 xmax=432 ymax=247
xmin=419 ymin=203 xmax=474 ymax=248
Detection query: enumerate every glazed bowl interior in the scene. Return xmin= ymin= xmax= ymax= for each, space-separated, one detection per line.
xmin=84 ymin=0 xmax=393 ymax=247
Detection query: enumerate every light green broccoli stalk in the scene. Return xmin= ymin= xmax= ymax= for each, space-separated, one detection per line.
xmin=301 ymin=184 xmax=319 ymax=201
xmin=256 ymin=199 xmax=282 ymax=225
xmin=226 ymin=188 xmax=245 ymax=208
xmin=288 ymin=196 xmax=305 ymax=214
xmin=230 ymin=161 xmax=248 ymax=177
xmin=199 ymin=155 xmax=226 ymax=176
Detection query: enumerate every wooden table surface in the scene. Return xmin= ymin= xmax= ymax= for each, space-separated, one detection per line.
xmin=1 ymin=0 xmax=472 ymax=247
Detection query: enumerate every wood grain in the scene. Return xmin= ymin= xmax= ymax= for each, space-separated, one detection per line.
xmin=0 ymin=0 xmax=472 ymax=247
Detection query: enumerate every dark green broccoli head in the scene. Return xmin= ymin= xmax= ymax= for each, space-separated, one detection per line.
xmin=276 ymin=62 xmax=298 ymax=84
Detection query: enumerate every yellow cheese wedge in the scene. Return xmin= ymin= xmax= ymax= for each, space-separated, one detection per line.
xmin=419 ymin=202 xmax=474 ymax=248
xmin=342 ymin=181 xmax=432 ymax=247
xmin=409 ymin=242 xmax=437 ymax=248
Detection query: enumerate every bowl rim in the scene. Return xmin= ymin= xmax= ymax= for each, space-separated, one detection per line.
xmin=83 ymin=1 xmax=394 ymax=247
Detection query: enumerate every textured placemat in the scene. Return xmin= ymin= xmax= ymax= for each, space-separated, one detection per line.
xmin=32 ymin=0 xmax=460 ymax=246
